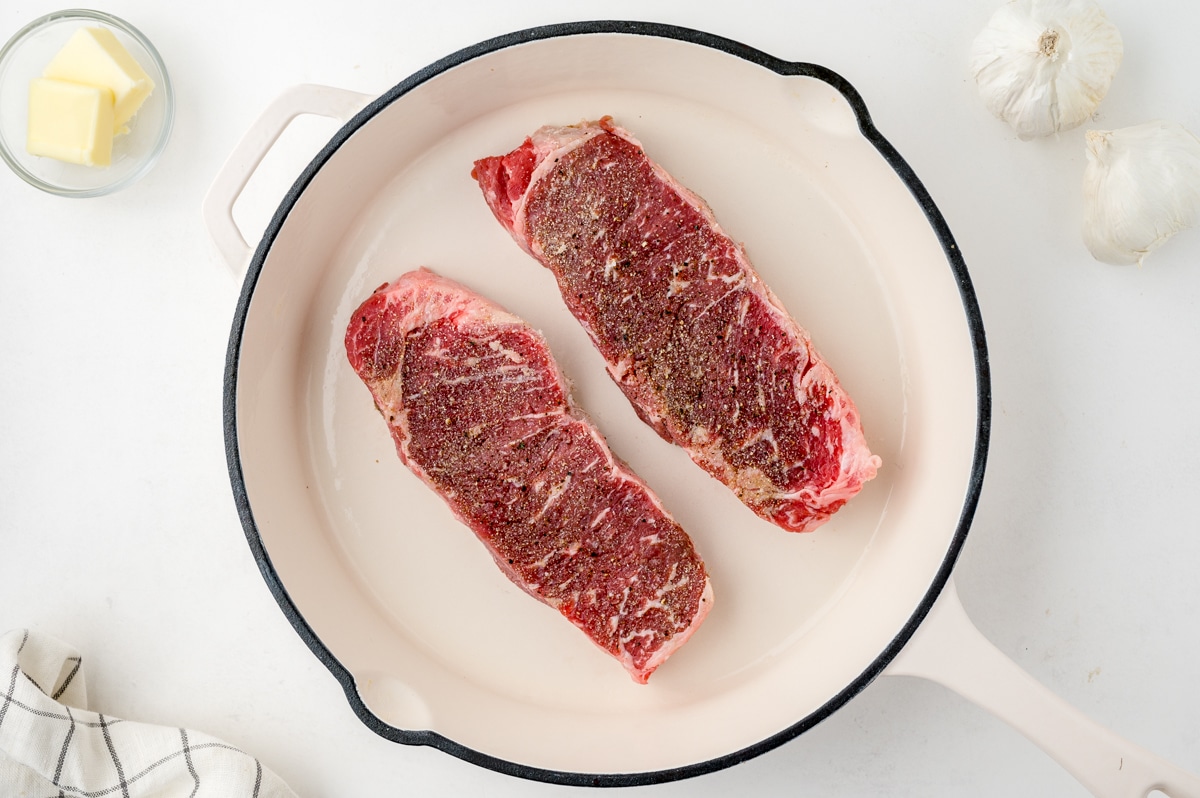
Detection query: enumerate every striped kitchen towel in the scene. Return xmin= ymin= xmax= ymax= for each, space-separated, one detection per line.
xmin=0 ymin=629 xmax=297 ymax=797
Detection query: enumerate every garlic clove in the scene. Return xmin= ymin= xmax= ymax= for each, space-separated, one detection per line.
xmin=1082 ymin=120 xmax=1200 ymax=265
xmin=971 ymin=0 xmax=1123 ymax=140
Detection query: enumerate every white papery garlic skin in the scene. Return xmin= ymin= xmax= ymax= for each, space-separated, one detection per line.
xmin=971 ymin=0 xmax=1123 ymax=140
xmin=1082 ymin=120 xmax=1200 ymax=265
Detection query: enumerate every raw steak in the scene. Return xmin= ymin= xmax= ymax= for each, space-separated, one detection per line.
xmin=344 ymin=268 xmax=712 ymax=683
xmin=473 ymin=118 xmax=881 ymax=533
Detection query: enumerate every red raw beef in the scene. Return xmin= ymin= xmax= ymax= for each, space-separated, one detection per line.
xmin=473 ymin=117 xmax=881 ymax=533
xmin=345 ymin=268 xmax=712 ymax=683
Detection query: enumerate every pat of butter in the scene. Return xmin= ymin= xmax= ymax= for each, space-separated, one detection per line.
xmin=42 ymin=27 xmax=154 ymax=135
xmin=26 ymin=77 xmax=114 ymax=166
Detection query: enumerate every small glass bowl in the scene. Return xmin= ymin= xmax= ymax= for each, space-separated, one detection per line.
xmin=0 ymin=9 xmax=174 ymax=197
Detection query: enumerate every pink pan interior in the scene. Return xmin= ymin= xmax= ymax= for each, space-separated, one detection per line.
xmin=230 ymin=29 xmax=981 ymax=777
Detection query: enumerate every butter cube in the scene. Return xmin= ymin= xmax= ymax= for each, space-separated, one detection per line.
xmin=42 ymin=27 xmax=154 ymax=135
xmin=26 ymin=77 xmax=115 ymax=166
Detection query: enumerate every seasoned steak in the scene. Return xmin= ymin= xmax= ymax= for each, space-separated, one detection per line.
xmin=473 ymin=118 xmax=881 ymax=533
xmin=344 ymin=269 xmax=712 ymax=683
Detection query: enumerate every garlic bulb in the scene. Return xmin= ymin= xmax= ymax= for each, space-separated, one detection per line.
xmin=1082 ymin=120 xmax=1200 ymax=265
xmin=970 ymin=0 xmax=1123 ymax=140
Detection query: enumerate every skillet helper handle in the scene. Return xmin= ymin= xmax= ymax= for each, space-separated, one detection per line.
xmin=202 ymin=84 xmax=373 ymax=276
xmin=887 ymin=577 xmax=1200 ymax=798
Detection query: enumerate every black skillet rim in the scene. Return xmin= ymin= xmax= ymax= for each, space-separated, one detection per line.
xmin=222 ymin=18 xmax=991 ymax=788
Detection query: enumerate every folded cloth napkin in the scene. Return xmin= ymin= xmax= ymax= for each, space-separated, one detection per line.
xmin=0 ymin=629 xmax=297 ymax=797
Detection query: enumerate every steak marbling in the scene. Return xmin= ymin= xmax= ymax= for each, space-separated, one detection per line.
xmin=345 ymin=268 xmax=712 ymax=683
xmin=473 ymin=118 xmax=881 ymax=533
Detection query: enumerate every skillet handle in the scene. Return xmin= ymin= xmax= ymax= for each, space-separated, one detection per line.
xmin=886 ymin=577 xmax=1200 ymax=798
xmin=201 ymin=84 xmax=373 ymax=276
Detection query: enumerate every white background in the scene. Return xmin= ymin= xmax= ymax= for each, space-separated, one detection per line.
xmin=2 ymin=1 xmax=1198 ymax=796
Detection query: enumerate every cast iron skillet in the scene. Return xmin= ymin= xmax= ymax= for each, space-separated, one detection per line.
xmin=206 ymin=20 xmax=1199 ymax=796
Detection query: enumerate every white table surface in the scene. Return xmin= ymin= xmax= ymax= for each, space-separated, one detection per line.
xmin=2 ymin=1 xmax=1198 ymax=796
